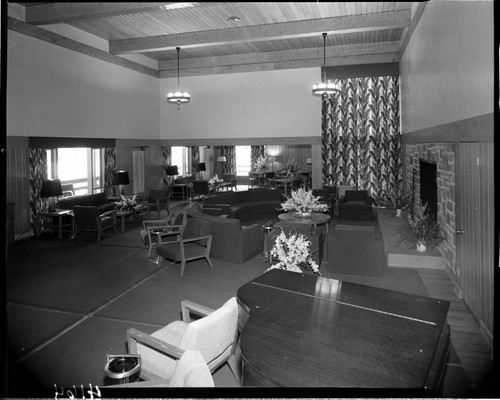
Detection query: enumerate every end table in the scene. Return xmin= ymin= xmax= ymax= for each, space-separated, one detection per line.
xmin=36 ymin=209 xmax=74 ymax=239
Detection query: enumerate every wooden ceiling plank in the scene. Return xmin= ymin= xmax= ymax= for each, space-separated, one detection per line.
xmin=109 ymin=10 xmax=411 ymax=54
xmin=24 ymin=2 xmax=172 ymax=25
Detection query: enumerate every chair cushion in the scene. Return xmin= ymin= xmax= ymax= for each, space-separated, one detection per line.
xmin=157 ymin=242 xmax=206 ymax=261
xmin=344 ymin=190 xmax=368 ymax=202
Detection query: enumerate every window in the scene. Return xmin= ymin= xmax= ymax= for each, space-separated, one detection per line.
xmin=46 ymin=148 xmax=104 ymax=196
xmin=171 ymin=146 xmax=189 ymax=176
xmin=235 ymin=146 xmax=251 ymax=176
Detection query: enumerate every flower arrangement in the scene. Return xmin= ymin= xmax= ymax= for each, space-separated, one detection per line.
xmin=266 ymin=227 xmax=321 ymax=275
xmin=277 ymin=158 xmax=301 ymax=177
xmin=208 ymin=174 xmax=224 ymax=185
xmin=280 ymin=188 xmax=329 ymax=217
xmin=397 ymin=202 xmax=444 ymax=250
xmin=253 ymin=156 xmax=269 ymax=172
xmin=115 ymin=195 xmax=137 ymax=211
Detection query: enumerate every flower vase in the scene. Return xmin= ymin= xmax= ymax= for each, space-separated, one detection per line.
xmin=416 ymin=241 xmax=427 ymax=252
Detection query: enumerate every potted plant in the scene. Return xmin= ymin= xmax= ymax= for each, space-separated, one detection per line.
xmin=386 ymin=188 xmax=411 ymax=217
xmin=398 ymin=202 xmax=444 ymax=252
xmin=266 ymin=227 xmax=321 ymax=275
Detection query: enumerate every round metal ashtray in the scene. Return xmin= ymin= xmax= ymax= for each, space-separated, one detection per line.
xmin=151 ymin=228 xmax=168 ymax=234
xmin=104 ymin=355 xmax=141 ymax=380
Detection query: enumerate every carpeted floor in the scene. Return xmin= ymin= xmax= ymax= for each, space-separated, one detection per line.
xmin=6 ymin=208 xmax=472 ymax=396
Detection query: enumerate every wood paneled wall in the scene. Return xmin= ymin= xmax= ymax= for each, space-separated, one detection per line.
xmin=265 ymin=144 xmax=312 ymax=174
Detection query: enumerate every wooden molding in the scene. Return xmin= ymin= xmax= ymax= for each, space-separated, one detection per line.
xmin=160 ymin=137 xmax=322 ymax=147
xmin=401 ymin=113 xmax=494 ymax=144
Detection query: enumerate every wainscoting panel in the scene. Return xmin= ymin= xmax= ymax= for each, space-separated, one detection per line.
xmin=456 ymin=142 xmax=494 ymax=342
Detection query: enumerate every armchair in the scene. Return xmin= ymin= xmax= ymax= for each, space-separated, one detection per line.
xmin=126 ymin=297 xmax=239 ymax=382
xmin=156 ymin=218 xmax=213 ymax=276
xmin=73 ymin=206 xmax=117 ymax=242
xmin=222 ymin=174 xmax=237 ymax=191
xmin=139 ymin=210 xmax=186 ymax=260
xmin=192 ymin=180 xmax=211 ymax=199
xmin=338 ymin=190 xmax=374 ymax=220
xmin=146 ymin=189 xmax=170 ymax=219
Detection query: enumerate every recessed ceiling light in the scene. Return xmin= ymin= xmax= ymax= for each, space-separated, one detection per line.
xmin=160 ymin=3 xmax=199 ymax=11
xmin=226 ymin=16 xmax=242 ymax=23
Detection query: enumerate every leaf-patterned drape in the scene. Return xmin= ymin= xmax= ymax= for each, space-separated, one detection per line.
xmin=322 ymin=76 xmax=401 ymax=199
xmin=29 ymin=148 xmax=47 ymax=231
xmin=250 ymin=145 xmax=265 ymax=170
xmin=162 ymin=146 xmax=172 ymax=188
xmin=221 ymin=146 xmax=236 ymax=174
xmin=191 ymin=146 xmax=200 ymax=174
xmin=104 ymin=147 xmax=116 ymax=196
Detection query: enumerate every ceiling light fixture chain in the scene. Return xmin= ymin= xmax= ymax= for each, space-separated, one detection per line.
xmin=312 ymin=32 xmax=339 ymax=98
xmin=167 ymin=46 xmax=190 ymax=110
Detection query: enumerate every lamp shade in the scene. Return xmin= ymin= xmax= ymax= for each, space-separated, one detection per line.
xmin=40 ymin=179 xmax=63 ymax=198
xmin=114 ymin=171 xmax=130 ymax=185
xmin=166 ymin=165 xmax=179 ymax=176
xmin=197 ymin=162 xmax=206 ymax=172
xmin=306 ymin=158 xmax=312 ymax=164
xmin=217 ymin=156 xmax=227 ymax=162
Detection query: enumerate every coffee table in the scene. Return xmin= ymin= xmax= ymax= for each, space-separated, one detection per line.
xmin=36 ymin=209 xmax=74 ymax=239
xmin=278 ymin=211 xmax=331 ymax=234
xmin=116 ymin=205 xmax=149 ymax=231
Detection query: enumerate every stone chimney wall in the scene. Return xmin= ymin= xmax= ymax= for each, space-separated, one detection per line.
xmin=405 ymin=143 xmax=457 ymax=275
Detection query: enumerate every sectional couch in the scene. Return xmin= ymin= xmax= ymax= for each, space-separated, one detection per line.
xmin=185 ymin=202 xmax=263 ymax=263
xmin=202 ymin=188 xmax=283 ymax=224
xmin=57 ymin=192 xmax=116 ymax=214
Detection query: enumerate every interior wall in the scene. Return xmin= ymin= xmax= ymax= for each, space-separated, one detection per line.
xmin=159 ymin=68 xmax=322 ymax=141
xmin=7 ymin=30 xmax=160 ymax=140
xmin=399 ymin=1 xmax=494 ymax=134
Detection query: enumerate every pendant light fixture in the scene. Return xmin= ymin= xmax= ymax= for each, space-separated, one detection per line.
xmin=167 ymin=47 xmax=190 ymax=110
xmin=312 ymin=32 xmax=339 ymax=97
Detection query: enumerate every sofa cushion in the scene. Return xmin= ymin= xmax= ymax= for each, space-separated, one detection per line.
xmin=175 ymin=176 xmax=195 ymax=185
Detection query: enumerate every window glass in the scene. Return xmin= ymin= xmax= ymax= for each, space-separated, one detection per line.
xmin=171 ymin=146 xmax=188 ymax=176
xmin=236 ymin=146 xmax=251 ymax=176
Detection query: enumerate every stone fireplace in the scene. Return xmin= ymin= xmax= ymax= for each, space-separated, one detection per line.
xmin=404 ymin=143 xmax=456 ymax=274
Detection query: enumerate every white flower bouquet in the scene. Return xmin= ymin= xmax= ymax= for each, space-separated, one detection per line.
xmin=280 ymin=188 xmax=329 ymax=217
xmin=266 ymin=227 xmax=321 ymax=275
xmin=208 ymin=174 xmax=224 ymax=185
xmin=254 ymin=156 xmax=269 ymax=171
xmin=115 ymin=195 xmax=137 ymax=211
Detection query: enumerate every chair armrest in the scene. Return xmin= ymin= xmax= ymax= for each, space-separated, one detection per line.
xmin=126 ymin=328 xmax=185 ymax=360
xmin=180 ymin=235 xmax=212 ymax=244
xmin=180 ymin=300 xmax=215 ymax=322
xmin=101 ymin=210 xmax=117 ymax=219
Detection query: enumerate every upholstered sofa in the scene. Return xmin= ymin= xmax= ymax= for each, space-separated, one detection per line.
xmin=338 ymin=190 xmax=375 ymax=220
xmin=170 ymin=175 xmax=195 ymax=199
xmin=57 ymin=192 xmax=116 ymax=214
xmin=201 ymin=188 xmax=283 ymax=224
xmin=185 ymin=202 xmax=263 ymax=263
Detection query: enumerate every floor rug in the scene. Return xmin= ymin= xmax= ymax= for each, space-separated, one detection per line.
xmin=327 ymin=226 xmax=385 ymax=277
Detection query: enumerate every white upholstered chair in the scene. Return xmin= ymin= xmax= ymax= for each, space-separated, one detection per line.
xmin=126 ymin=297 xmax=239 ymax=382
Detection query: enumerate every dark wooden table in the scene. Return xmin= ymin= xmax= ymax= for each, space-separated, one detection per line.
xmin=237 ymin=270 xmax=450 ymax=391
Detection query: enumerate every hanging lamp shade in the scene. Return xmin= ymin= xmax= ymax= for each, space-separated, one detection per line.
xmin=167 ymin=47 xmax=190 ymax=108
xmin=312 ymin=32 xmax=339 ymax=97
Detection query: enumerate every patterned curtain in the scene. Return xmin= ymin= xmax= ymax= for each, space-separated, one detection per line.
xmin=322 ymin=76 xmax=400 ymax=199
xmin=104 ymin=147 xmax=116 ymax=196
xmin=191 ymin=146 xmax=200 ymax=174
xmin=250 ymin=145 xmax=265 ymax=170
xmin=222 ymin=146 xmax=236 ymax=174
xmin=29 ymin=148 xmax=47 ymax=231
xmin=161 ymin=146 xmax=172 ymax=188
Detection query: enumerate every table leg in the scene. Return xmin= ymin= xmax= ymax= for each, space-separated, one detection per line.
xmin=120 ymin=215 xmax=126 ymax=231
xmin=57 ymin=215 xmax=63 ymax=239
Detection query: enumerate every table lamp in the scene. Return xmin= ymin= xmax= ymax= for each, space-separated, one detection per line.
xmin=166 ymin=165 xmax=179 ymax=185
xmin=114 ymin=171 xmax=130 ymax=196
xmin=40 ymin=179 xmax=63 ymax=212
xmin=197 ymin=162 xmax=206 ymax=179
